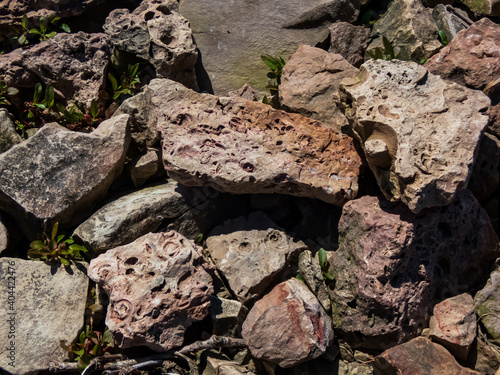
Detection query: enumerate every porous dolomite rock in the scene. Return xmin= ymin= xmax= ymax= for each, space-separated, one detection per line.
xmin=340 ymin=59 xmax=490 ymax=213
xmin=241 ymin=278 xmax=334 ymax=368
xmin=87 ymin=231 xmax=214 ymax=351
xmin=0 ymin=31 xmax=112 ymax=109
xmin=329 ymin=22 xmax=370 ymax=68
xmin=104 ymin=0 xmax=197 ymax=88
xmin=145 ymin=79 xmax=362 ymax=206
xmin=0 ymin=258 xmax=88 ymax=375
xmin=279 ymin=44 xmax=358 ymax=130
xmin=0 ymin=114 xmax=130 ymax=239
xmin=329 ymin=191 xmax=499 ymax=350
xmin=475 ymin=269 xmax=500 ymax=344
xmin=206 ymin=212 xmax=307 ymax=302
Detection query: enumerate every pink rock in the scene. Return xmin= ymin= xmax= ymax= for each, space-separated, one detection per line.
xmin=241 ymin=278 xmax=334 ymax=368
xmin=87 ymin=231 xmax=214 ymax=351
xmin=329 ymin=22 xmax=370 ymax=68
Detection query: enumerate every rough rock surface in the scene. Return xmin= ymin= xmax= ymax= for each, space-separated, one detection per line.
xmin=425 ymin=18 xmax=500 ymax=92
xmin=73 ymin=181 xmax=209 ymax=254
xmin=206 ymin=212 xmax=307 ymax=302
xmin=341 ymin=59 xmax=491 ymax=213
xmin=210 ymin=296 xmax=248 ymax=337
xmin=241 ymin=278 xmax=334 ymax=368
xmin=468 ymin=133 xmax=500 ymax=202
xmin=0 ymin=109 xmax=22 ymax=153
xmin=366 ymin=0 xmax=442 ymax=62
xmin=329 ymin=191 xmax=499 ymax=350
xmin=429 ymin=293 xmax=477 ymax=361
xmin=127 ymin=149 xmax=161 ymax=188
xmin=87 ymin=231 xmax=214 ymax=351
xmin=431 ymin=4 xmax=473 ymax=44
xmin=491 ymin=103 xmax=500 ymax=139
xmin=0 ymin=114 xmax=130 ymax=239
xmin=179 ymin=0 xmax=364 ymax=95
xmin=460 ymin=0 xmax=500 ymax=16
xmin=279 ymin=44 xmax=358 ymax=130
xmin=298 ymin=250 xmax=331 ymax=314
xmin=329 ymin=22 xmax=371 ymax=68
xmin=475 ymin=269 xmax=500 ymax=343
xmin=104 ymin=0 xmax=198 ymax=88
xmin=145 ymin=79 xmax=362 ymax=206
xmin=0 ymin=31 xmax=112 ymax=108
xmin=0 ymin=214 xmax=7 ymax=254
xmin=0 ymin=258 xmax=88 ymax=375
xmin=373 ymin=337 xmax=482 ymax=375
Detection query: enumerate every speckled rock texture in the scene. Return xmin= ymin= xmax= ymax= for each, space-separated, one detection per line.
xmin=373 ymin=337 xmax=482 ymax=375
xmin=104 ymin=0 xmax=197 ymax=88
xmin=0 ymin=114 xmax=130 ymax=239
xmin=142 ymin=79 xmax=362 ymax=206
xmin=279 ymin=44 xmax=358 ymax=130
xmin=0 ymin=258 xmax=88 ymax=375
xmin=429 ymin=293 xmax=477 ymax=361
xmin=241 ymin=278 xmax=334 ymax=368
xmin=0 ymin=31 xmax=112 ymax=108
xmin=329 ymin=191 xmax=499 ymax=350
xmin=340 ymin=59 xmax=491 ymax=213
xmin=206 ymin=212 xmax=307 ymax=303
xmin=460 ymin=0 xmax=500 ymax=16
xmin=329 ymin=22 xmax=370 ymax=68
xmin=475 ymin=269 xmax=500 ymax=344
xmin=0 ymin=109 xmax=21 ymax=153
xmin=87 ymin=231 xmax=214 ymax=351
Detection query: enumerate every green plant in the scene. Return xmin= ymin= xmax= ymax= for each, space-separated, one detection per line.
xmin=438 ymin=30 xmax=448 ymax=46
xmin=317 ymin=248 xmax=335 ymax=282
xmin=9 ymin=14 xmax=70 ymax=49
xmin=57 ymin=99 xmax=101 ymax=131
xmin=28 ymin=222 xmax=88 ymax=265
xmin=261 ymin=55 xmax=286 ymax=97
xmin=366 ymin=35 xmax=400 ymax=61
xmin=0 ymin=80 xmax=18 ymax=106
xmin=33 ymin=82 xmax=55 ymax=110
xmin=106 ymin=63 xmax=141 ymax=103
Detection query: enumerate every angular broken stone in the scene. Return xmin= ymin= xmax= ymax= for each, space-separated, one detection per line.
xmin=279 ymin=44 xmax=358 ymax=130
xmin=206 ymin=212 xmax=307 ymax=302
xmin=136 ymin=79 xmax=361 ymax=205
xmin=298 ymin=250 xmax=331 ymax=314
xmin=341 ymin=59 xmax=490 ymax=213
xmin=329 ymin=22 xmax=371 ymax=68
xmin=127 ymin=148 xmax=161 ymax=188
xmin=241 ymin=278 xmax=334 ymax=368
xmin=104 ymin=0 xmax=198 ymax=88
xmin=0 ymin=258 xmax=88 ymax=375
xmin=429 ymin=293 xmax=477 ymax=361
xmin=0 ymin=109 xmax=22 ymax=154
xmin=431 ymin=4 xmax=473 ymax=44
xmin=475 ymin=269 xmax=500 ymax=344
xmin=210 ymin=296 xmax=248 ymax=337
xmin=0 ymin=114 xmax=130 ymax=239
xmin=329 ymin=191 xmax=499 ymax=350
xmin=87 ymin=231 xmax=214 ymax=351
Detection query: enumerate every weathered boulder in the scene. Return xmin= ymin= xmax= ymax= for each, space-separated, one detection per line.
xmin=0 ymin=258 xmax=88 ymax=375
xmin=340 ymin=59 xmax=490 ymax=213
xmin=475 ymin=269 xmax=500 ymax=344
xmin=431 ymin=4 xmax=473 ymax=44
xmin=210 ymin=296 xmax=248 ymax=337
xmin=179 ymin=0 xmax=364 ymax=95
xmin=298 ymin=250 xmax=331 ymax=314
xmin=142 ymin=79 xmax=362 ymax=205
xmin=429 ymin=293 xmax=477 ymax=361
xmin=279 ymin=44 xmax=358 ymax=130
xmin=0 ymin=213 xmax=7 ymax=254
xmin=87 ymin=231 xmax=214 ymax=351
xmin=228 ymin=83 xmax=259 ymax=102
xmin=73 ymin=180 xmax=210 ymax=254
xmin=0 ymin=31 xmax=112 ymax=109
xmin=468 ymin=133 xmax=500 ymax=202
xmin=329 ymin=191 xmax=499 ymax=350
xmin=425 ymin=18 xmax=500 ymax=92
xmin=329 ymin=22 xmax=371 ymax=68
xmin=460 ymin=0 xmax=500 ymax=16
xmin=373 ymin=337 xmax=482 ymax=375
xmin=104 ymin=0 xmax=198 ymax=88
xmin=366 ymin=0 xmax=442 ymax=62
xmin=0 ymin=114 xmax=130 ymax=239
xmin=0 ymin=109 xmax=22 ymax=153
xmin=473 ymin=337 xmax=500 ymax=375
xmin=206 ymin=212 xmax=307 ymax=303
xmin=127 ymin=148 xmax=161 ymax=187
xmin=241 ymin=278 xmax=334 ymax=368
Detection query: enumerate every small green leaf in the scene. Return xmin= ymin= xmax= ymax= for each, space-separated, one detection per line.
xmin=34 ymin=103 xmax=46 ymax=110
xmin=39 ymin=16 xmax=48 ymax=33
xmin=323 ymin=272 xmax=335 ymax=281
xmin=261 ymin=55 xmax=278 ymax=71
xmin=262 ymin=95 xmax=269 ymax=105
xmin=34 ymin=83 xmax=43 ymax=103
xmin=318 ymin=248 xmax=328 ymax=270
xmin=28 ymin=29 xmax=41 ymax=35
xmin=130 ymin=63 xmax=139 ymax=78
xmin=51 ymin=222 xmax=59 ymax=240
xmin=382 ymin=36 xmax=395 ymax=59
xmin=18 ymin=34 xmax=27 ymax=46
xmin=438 ymin=30 xmax=448 ymax=46
xmin=45 ymin=31 xmax=57 ymax=40
xmin=90 ymin=99 xmax=98 ymax=118
xmin=30 ymin=240 xmax=46 ymax=250
xmin=51 ymin=16 xmax=61 ymax=24
xmin=296 ymin=274 xmax=305 ymax=282
xmin=103 ymin=329 xmax=113 ymax=346
xmin=107 ymin=73 xmax=118 ymax=91
xmin=73 ymin=348 xmax=85 ymax=356
xmin=194 ymin=233 xmax=203 ymax=244
xmin=61 ymin=23 xmax=71 ymax=33
xmin=21 ymin=14 xmax=29 ymax=30
xmin=44 ymin=85 xmax=55 ymax=108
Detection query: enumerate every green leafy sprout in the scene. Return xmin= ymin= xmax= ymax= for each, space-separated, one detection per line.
xmin=318 ymin=248 xmax=335 ymax=282
xmin=366 ymin=35 xmax=400 ymax=61
xmin=9 ymin=14 xmax=70 ymax=49
xmin=438 ymin=30 xmax=448 ymax=46
xmin=106 ymin=63 xmax=141 ymax=103
xmin=0 ymin=80 xmax=19 ymax=106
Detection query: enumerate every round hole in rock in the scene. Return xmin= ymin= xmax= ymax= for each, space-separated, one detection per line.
xmin=125 ymin=257 xmax=138 ymax=265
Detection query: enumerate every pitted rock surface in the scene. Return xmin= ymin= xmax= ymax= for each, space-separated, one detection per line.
xmin=329 ymin=191 xmax=499 ymax=350
xmin=104 ymin=0 xmax=197 ymax=88
xmin=0 ymin=114 xmax=130 ymax=239
xmin=87 ymin=231 xmax=214 ymax=351
xmin=0 ymin=31 xmax=112 ymax=109
xmin=134 ymin=79 xmax=362 ymax=206
xmin=241 ymin=278 xmax=334 ymax=368
xmin=206 ymin=212 xmax=307 ymax=302
xmin=340 ymin=59 xmax=490 ymax=213
xmin=279 ymin=44 xmax=358 ymax=130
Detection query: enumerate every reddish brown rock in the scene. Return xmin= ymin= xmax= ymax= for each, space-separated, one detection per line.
xmin=87 ymin=231 xmax=214 ymax=351
xmin=241 ymin=278 xmax=334 ymax=368
xmin=329 ymin=22 xmax=370 ymax=68
xmin=373 ymin=337 xmax=482 ymax=375
xmin=279 ymin=44 xmax=358 ymax=130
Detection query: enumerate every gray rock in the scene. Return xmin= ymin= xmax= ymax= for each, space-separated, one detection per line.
xmin=242 ymin=278 xmax=334 ymax=368
xmin=205 ymin=354 xmax=255 ymax=375
xmin=475 ymin=269 xmax=500 ymax=344
xmin=0 ymin=214 xmax=7 ymax=254
xmin=340 ymin=59 xmax=490 ymax=213
xmin=431 ymin=4 xmax=474 ymax=44
xmin=468 ymin=133 xmax=500 ymax=202
xmin=0 ymin=258 xmax=88 ymax=375
xmin=298 ymin=250 xmax=331 ymax=314
xmin=460 ymin=0 xmax=500 ymax=16
xmin=279 ymin=44 xmax=358 ymax=130
xmin=210 ymin=296 xmax=248 ymax=337
xmin=104 ymin=0 xmax=198 ymax=88
xmin=87 ymin=231 xmax=214 ymax=351
xmin=366 ymin=0 xmax=442 ymax=62
xmin=206 ymin=212 xmax=307 ymax=302
xmin=228 ymin=83 xmax=259 ymax=102
xmin=0 ymin=114 xmax=130 ymax=239
xmin=179 ymin=0 xmax=364 ymax=95
xmin=0 ymin=109 xmax=22 ymax=153
xmin=127 ymin=148 xmax=161 ymax=187
xmin=329 ymin=22 xmax=371 ymax=68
